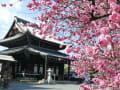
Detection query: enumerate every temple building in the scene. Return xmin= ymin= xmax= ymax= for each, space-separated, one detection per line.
xmin=0 ymin=16 xmax=71 ymax=80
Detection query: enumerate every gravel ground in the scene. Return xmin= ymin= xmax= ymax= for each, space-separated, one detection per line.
xmin=1 ymin=81 xmax=80 ymax=90
xmin=0 ymin=81 xmax=112 ymax=90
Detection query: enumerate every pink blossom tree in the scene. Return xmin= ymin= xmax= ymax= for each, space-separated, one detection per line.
xmin=2 ymin=0 xmax=120 ymax=89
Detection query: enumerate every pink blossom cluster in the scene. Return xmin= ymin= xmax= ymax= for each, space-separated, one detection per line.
xmin=1 ymin=4 xmax=13 ymax=7
xmin=0 ymin=0 xmax=23 ymax=7
xmin=98 ymin=34 xmax=111 ymax=47
xmin=14 ymin=0 xmax=120 ymax=89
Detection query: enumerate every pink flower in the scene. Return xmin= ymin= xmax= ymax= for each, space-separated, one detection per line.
xmin=9 ymin=4 xmax=13 ymax=7
xmin=111 ymin=12 xmax=118 ymax=19
xmin=54 ymin=0 xmax=60 ymax=3
xmin=53 ymin=32 xmax=56 ymax=36
xmin=116 ymin=14 xmax=120 ymax=23
xmin=65 ymin=45 xmax=72 ymax=54
xmin=99 ymin=80 xmax=105 ymax=86
xmin=75 ymin=54 xmax=80 ymax=59
xmin=45 ymin=0 xmax=50 ymax=1
xmin=108 ymin=22 xmax=116 ymax=29
xmin=82 ymin=15 xmax=89 ymax=22
xmin=93 ymin=46 xmax=99 ymax=55
xmin=108 ymin=0 xmax=117 ymax=3
xmin=74 ymin=46 xmax=80 ymax=53
xmin=39 ymin=30 xmax=42 ymax=35
xmin=42 ymin=35 xmax=46 ymax=40
xmin=90 ymin=21 xmax=97 ymax=27
xmin=99 ymin=39 xmax=108 ymax=47
xmin=52 ymin=4 xmax=57 ymax=10
xmin=76 ymin=9 xmax=80 ymax=18
xmin=47 ymin=9 xmax=52 ymax=14
xmin=116 ymin=23 xmax=120 ymax=28
xmin=59 ymin=44 xmax=63 ymax=48
xmin=58 ymin=58 xmax=62 ymax=61
xmin=1 ymin=4 xmax=6 ymax=7
xmin=100 ymin=27 xmax=110 ymax=34
xmin=105 ymin=35 xmax=111 ymax=42
xmin=98 ymin=34 xmax=109 ymax=47
xmin=109 ymin=12 xmax=120 ymax=23
xmin=92 ymin=78 xmax=100 ymax=84
xmin=27 ymin=23 xmax=36 ymax=26
xmin=32 ymin=29 xmax=36 ymax=34
xmin=91 ymin=5 xmax=98 ymax=11
xmin=86 ymin=46 xmax=93 ymax=54
xmin=110 ymin=2 xmax=120 ymax=12
xmin=26 ymin=3 xmax=33 ymax=8
xmin=96 ymin=31 xmax=100 ymax=36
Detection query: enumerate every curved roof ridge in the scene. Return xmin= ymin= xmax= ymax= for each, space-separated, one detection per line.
xmin=14 ymin=16 xmax=68 ymax=46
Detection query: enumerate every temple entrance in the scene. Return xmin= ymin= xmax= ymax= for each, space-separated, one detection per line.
xmin=12 ymin=53 xmax=70 ymax=80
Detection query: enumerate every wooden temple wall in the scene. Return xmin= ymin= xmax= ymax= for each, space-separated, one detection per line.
xmin=11 ymin=57 xmax=68 ymax=80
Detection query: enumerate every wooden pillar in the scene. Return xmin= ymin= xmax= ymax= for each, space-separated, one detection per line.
xmin=54 ymin=67 xmax=56 ymax=80
xmin=44 ymin=56 xmax=48 ymax=79
xmin=68 ymin=60 xmax=71 ymax=80
xmin=12 ymin=63 xmax=16 ymax=78
xmin=21 ymin=62 xmax=25 ymax=72
xmin=58 ymin=64 xmax=64 ymax=80
xmin=37 ymin=64 xmax=40 ymax=74
xmin=62 ymin=64 xmax=64 ymax=80
xmin=18 ymin=63 xmax=21 ymax=73
xmin=2 ymin=62 xmax=9 ymax=88
xmin=16 ymin=63 xmax=19 ymax=73
xmin=43 ymin=60 xmax=45 ymax=75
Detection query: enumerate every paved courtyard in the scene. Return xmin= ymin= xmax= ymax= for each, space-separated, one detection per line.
xmin=1 ymin=81 xmax=80 ymax=90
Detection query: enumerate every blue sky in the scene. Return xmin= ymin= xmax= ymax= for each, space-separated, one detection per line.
xmin=0 ymin=0 xmax=37 ymax=50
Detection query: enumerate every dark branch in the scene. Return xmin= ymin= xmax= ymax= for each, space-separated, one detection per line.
xmin=90 ymin=14 xmax=110 ymax=21
xmin=89 ymin=10 xmax=95 ymax=19
xmin=88 ymin=0 xmax=95 ymax=5
xmin=92 ymin=0 xmax=95 ymax=5
xmin=88 ymin=0 xmax=95 ymax=21
xmin=88 ymin=0 xmax=110 ymax=21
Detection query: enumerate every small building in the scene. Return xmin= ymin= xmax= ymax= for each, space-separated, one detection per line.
xmin=0 ymin=55 xmax=16 ymax=63
xmin=0 ymin=16 xmax=71 ymax=80
xmin=0 ymin=55 xmax=16 ymax=88
xmin=0 ymin=55 xmax=16 ymax=76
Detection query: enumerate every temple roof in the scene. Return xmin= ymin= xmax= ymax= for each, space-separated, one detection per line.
xmin=0 ymin=31 xmax=67 ymax=50
xmin=0 ymin=55 xmax=16 ymax=62
xmin=0 ymin=16 xmax=68 ymax=50
xmin=0 ymin=45 xmax=67 ymax=59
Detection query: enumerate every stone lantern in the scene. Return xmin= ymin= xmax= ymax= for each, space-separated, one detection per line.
xmin=47 ymin=68 xmax=55 ymax=84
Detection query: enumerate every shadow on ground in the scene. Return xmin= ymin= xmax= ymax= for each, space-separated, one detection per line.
xmin=1 ymin=82 xmax=54 ymax=90
xmin=1 ymin=81 xmax=80 ymax=90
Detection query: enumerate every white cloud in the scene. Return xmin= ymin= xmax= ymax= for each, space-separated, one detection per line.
xmin=0 ymin=0 xmax=23 ymax=36
xmin=0 ymin=0 xmax=23 ymax=24
xmin=0 ymin=9 xmax=15 ymax=39
xmin=0 ymin=30 xmax=7 ymax=39
xmin=0 ymin=9 xmax=11 ymax=23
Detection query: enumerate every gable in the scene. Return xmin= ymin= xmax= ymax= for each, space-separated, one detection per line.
xmin=5 ymin=22 xmax=23 ymax=38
